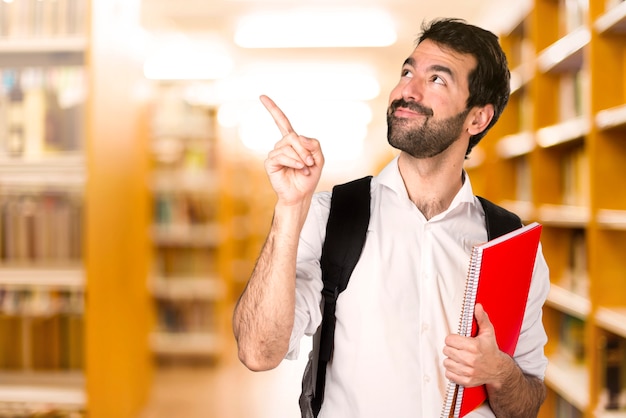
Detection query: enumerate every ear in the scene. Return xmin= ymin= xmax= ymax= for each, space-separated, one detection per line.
xmin=466 ymin=104 xmax=495 ymax=136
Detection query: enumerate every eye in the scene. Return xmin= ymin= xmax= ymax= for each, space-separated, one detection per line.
xmin=431 ymin=74 xmax=446 ymax=85
xmin=401 ymin=68 xmax=413 ymax=78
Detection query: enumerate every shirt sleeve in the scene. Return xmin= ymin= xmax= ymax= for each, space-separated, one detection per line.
xmin=285 ymin=192 xmax=331 ymax=360
xmin=512 ymin=243 xmax=551 ymax=379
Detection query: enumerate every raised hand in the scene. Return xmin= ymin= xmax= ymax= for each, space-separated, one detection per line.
xmin=260 ymin=95 xmax=324 ymax=206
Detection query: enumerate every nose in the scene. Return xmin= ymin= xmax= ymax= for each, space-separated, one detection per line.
xmin=398 ymin=76 xmax=424 ymax=103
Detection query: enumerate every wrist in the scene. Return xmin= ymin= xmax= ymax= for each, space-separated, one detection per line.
xmin=489 ymin=352 xmax=518 ymax=391
xmin=273 ymin=198 xmax=312 ymax=236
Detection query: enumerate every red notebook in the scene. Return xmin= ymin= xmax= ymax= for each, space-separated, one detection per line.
xmin=441 ymin=222 xmax=543 ymax=418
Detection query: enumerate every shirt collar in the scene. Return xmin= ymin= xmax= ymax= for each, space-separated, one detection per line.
xmin=374 ymin=155 xmax=477 ymax=214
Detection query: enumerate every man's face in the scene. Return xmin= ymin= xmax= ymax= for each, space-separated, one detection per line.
xmin=386 ymin=39 xmax=476 ymax=158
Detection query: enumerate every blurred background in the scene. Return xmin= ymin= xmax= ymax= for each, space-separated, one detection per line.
xmin=2 ymin=0 xmax=626 ymax=417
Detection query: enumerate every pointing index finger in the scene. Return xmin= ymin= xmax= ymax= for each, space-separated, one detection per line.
xmin=260 ymin=95 xmax=296 ymax=137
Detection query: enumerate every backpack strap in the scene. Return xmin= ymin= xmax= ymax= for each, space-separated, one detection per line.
xmin=476 ymin=196 xmax=523 ymax=239
xmin=312 ymin=175 xmax=372 ymax=416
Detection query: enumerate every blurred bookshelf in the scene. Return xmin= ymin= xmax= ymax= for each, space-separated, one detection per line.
xmin=465 ymin=0 xmax=626 ymax=415
xmin=148 ymin=83 xmax=229 ymax=362
xmin=0 ymin=0 xmax=153 ymax=417
xmin=145 ymin=81 xmax=277 ymax=365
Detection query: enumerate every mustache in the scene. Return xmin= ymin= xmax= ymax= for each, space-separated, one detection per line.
xmin=388 ymin=99 xmax=434 ymax=117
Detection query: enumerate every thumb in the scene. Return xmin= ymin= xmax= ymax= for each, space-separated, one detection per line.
xmin=474 ymin=303 xmax=493 ymax=335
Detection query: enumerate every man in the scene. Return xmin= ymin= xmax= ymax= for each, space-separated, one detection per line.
xmin=233 ymin=18 xmax=550 ymax=418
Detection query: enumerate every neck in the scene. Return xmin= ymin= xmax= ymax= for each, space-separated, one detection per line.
xmin=397 ymin=151 xmax=466 ymax=220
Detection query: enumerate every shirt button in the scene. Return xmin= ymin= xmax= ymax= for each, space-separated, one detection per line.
xmin=421 ymin=323 xmax=430 ymax=332
xmin=424 ymin=375 xmax=431 ymax=383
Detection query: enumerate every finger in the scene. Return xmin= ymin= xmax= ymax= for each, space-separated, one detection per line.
xmin=260 ymin=95 xmax=296 ymax=137
xmin=294 ymin=136 xmax=318 ymax=166
xmin=267 ymin=145 xmax=306 ymax=170
xmin=474 ymin=303 xmax=493 ymax=332
xmin=273 ymin=135 xmax=318 ymax=167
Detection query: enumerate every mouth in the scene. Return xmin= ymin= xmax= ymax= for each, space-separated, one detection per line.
xmin=389 ymin=100 xmax=433 ymax=119
xmin=394 ymin=107 xmax=424 ymax=118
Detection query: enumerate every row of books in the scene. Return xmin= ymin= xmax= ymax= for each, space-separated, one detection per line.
xmin=508 ymin=145 xmax=589 ymax=209
xmin=155 ymin=299 xmax=218 ymax=334
xmin=555 ymin=320 xmax=626 ymax=413
xmin=154 ymin=247 xmax=219 ymax=277
xmin=0 ymin=407 xmax=85 ymax=418
xmin=558 ymin=313 xmax=586 ymax=364
xmin=150 ymin=84 xmax=216 ymax=141
xmin=0 ymin=288 xmax=83 ymax=316
xmin=152 ymin=136 xmax=218 ymax=172
xmin=1 ymin=191 xmax=83 ymax=263
xmin=0 ymin=66 xmax=85 ymax=158
xmin=515 ymin=156 xmax=532 ymax=202
xmin=153 ymin=191 xmax=218 ymax=227
xmin=0 ymin=0 xmax=86 ymax=40
xmin=561 ymin=145 xmax=589 ymax=207
xmin=150 ymin=84 xmax=218 ymax=172
xmin=0 ymin=313 xmax=83 ymax=370
xmin=558 ymin=70 xmax=589 ymax=123
xmin=560 ymin=228 xmax=589 ymax=299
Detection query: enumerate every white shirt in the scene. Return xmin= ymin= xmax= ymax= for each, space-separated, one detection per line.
xmin=287 ymin=157 xmax=550 ymax=418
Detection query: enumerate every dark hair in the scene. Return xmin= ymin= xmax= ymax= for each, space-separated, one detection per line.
xmin=417 ymin=18 xmax=510 ymax=156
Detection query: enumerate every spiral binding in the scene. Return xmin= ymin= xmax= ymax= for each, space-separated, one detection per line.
xmin=440 ymin=246 xmax=484 ymax=418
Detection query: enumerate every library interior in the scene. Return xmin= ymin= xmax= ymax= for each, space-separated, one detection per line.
xmin=1 ymin=0 xmax=626 ymax=417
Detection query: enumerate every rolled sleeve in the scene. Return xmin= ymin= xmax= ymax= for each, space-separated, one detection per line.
xmin=286 ymin=192 xmax=331 ymax=360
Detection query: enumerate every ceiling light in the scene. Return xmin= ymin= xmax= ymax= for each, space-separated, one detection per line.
xmin=144 ymin=36 xmax=234 ymax=80
xmin=210 ymin=63 xmax=380 ymax=102
xmin=234 ymin=8 xmax=397 ymax=48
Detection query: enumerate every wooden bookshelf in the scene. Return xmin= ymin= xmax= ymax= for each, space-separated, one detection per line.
xmin=147 ymin=84 xmax=232 ymax=363
xmin=475 ymin=0 xmax=626 ymax=415
xmin=0 ymin=1 xmax=153 ymax=417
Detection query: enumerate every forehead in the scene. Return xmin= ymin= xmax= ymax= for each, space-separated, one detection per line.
xmin=407 ymin=39 xmax=477 ymax=81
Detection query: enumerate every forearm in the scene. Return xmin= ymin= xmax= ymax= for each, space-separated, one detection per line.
xmin=487 ymin=354 xmax=546 ymax=417
xmin=233 ymin=201 xmax=310 ymax=371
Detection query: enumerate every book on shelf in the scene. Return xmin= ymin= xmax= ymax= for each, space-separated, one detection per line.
xmin=0 ymin=288 xmax=84 ymax=371
xmin=560 ymin=145 xmax=589 ymax=207
xmin=601 ymin=334 xmax=626 ymax=411
xmin=0 ymin=0 xmax=87 ymax=40
xmin=515 ymin=156 xmax=532 ymax=202
xmin=441 ymin=222 xmax=543 ymax=418
xmin=0 ymin=191 xmax=82 ymax=264
xmin=558 ymin=313 xmax=585 ymax=364
xmin=558 ymin=70 xmax=588 ymax=123
xmin=155 ymin=298 xmax=217 ymax=334
xmin=559 ymin=228 xmax=588 ymax=299
xmin=153 ymin=190 xmax=218 ymax=227
xmin=155 ymin=246 xmax=219 ymax=277
xmin=556 ymin=394 xmax=584 ymax=418
xmin=0 ymin=66 xmax=85 ymax=159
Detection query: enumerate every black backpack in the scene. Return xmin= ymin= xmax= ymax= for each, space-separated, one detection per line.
xmin=299 ymin=176 xmax=523 ymax=418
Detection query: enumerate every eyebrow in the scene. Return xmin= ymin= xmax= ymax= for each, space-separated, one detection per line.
xmin=402 ymin=57 xmax=456 ymax=81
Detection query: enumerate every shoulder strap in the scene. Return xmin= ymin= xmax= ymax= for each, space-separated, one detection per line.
xmin=476 ymin=196 xmax=523 ymax=240
xmin=312 ymin=175 xmax=372 ymax=416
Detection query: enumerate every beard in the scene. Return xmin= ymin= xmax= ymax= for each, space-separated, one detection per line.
xmin=387 ymin=99 xmax=470 ymax=158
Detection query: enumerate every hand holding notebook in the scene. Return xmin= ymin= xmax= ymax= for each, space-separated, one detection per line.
xmin=440 ymin=222 xmax=543 ymax=418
